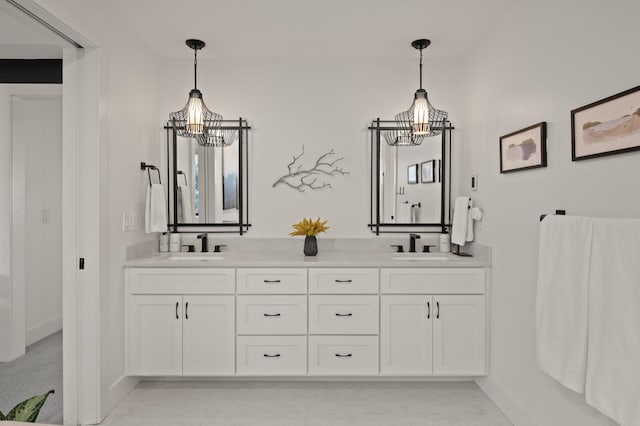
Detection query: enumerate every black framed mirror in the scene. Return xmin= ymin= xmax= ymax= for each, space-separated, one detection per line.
xmin=369 ymin=119 xmax=453 ymax=234
xmin=165 ymin=118 xmax=251 ymax=234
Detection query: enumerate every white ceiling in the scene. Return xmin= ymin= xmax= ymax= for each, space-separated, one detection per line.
xmin=82 ymin=0 xmax=515 ymax=60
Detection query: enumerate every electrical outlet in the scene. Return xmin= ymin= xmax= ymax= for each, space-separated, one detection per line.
xmin=42 ymin=209 xmax=50 ymax=224
xmin=122 ymin=212 xmax=138 ymax=231
xmin=471 ymin=174 xmax=479 ymax=191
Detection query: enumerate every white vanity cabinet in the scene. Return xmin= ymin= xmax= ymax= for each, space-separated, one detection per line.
xmin=126 ymin=268 xmax=235 ymax=376
xmin=380 ymin=268 xmax=486 ymax=376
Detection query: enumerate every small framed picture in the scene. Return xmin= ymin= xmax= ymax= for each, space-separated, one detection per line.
xmin=421 ymin=160 xmax=435 ymax=183
xmin=407 ymin=164 xmax=418 ymax=184
xmin=499 ymin=122 xmax=547 ymax=173
xmin=571 ymin=85 xmax=640 ymax=161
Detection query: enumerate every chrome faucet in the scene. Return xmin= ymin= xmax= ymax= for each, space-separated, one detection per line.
xmin=409 ymin=233 xmax=421 ymax=253
xmin=196 ymin=234 xmax=208 ymax=252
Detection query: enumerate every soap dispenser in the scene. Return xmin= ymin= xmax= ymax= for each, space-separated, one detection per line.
xmin=439 ymin=231 xmax=450 ymax=253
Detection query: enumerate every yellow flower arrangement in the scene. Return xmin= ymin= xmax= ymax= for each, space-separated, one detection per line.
xmin=289 ymin=217 xmax=329 ymax=237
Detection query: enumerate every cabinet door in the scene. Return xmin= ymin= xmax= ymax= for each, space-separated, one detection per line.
xmin=183 ymin=295 xmax=235 ymax=376
xmin=433 ymin=295 xmax=485 ymax=375
xmin=128 ymin=295 xmax=182 ymax=376
xmin=380 ymin=295 xmax=433 ymax=375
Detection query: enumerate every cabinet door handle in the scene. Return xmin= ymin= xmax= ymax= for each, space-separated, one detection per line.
xmin=263 ymin=279 xmax=281 ymax=283
xmin=175 ymin=302 xmax=179 ymax=319
xmin=335 ymin=313 xmax=353 ymax=317
xmin=335 ymin=279 xmax=352 ymax=283
xmin=263 ymin=313 xmax=281 ymax=317
xmin=185 ymin=302 xmax=189 ymax=320
xmin=436 ymin=301 xmax=440 ymax=319
xmin=427 ymin=301 xmax=430 ymax=319
xmin=263 ymin=353 xmax=281 ymax=358
xmin=335 ymin=353 xmax=353 ymax=357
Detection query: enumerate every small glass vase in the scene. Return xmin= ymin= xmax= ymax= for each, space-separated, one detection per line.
xmin=303 ymin=235 xmax=318 ymax=256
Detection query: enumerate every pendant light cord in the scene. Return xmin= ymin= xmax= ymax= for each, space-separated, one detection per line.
xmin=418 ymin=48 xmax=423 ymax=90
xmin=193 ymin=48 xmax=198 ymax=90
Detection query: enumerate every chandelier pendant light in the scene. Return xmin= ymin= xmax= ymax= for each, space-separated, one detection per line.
xmin=386 ymin=39 xmax=448 ymax=146
xmin=169 ymin=39 xmax=230 ymax=147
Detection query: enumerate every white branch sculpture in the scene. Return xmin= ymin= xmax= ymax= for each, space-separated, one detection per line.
xmin=272 ymin=146 xmax=349 ymax=192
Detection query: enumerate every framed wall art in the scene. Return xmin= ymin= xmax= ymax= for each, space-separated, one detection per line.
xmin=407 ymin=164 xmax=418 ymax=184
xmin=571 ymin=85 xmax=640 ymax=161
xmin=499 ymin=122 xmax=547 ymax=173
xmin=421 ymin=160 xmax=435 ymax=183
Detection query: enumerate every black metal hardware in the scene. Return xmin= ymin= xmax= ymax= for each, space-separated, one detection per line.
xmin=540 ymin=209 xmax=566 ymax=222
xmin=79 ymin=258 xmax=85 ymax=270
xmin=176 ymin=302 xmax=179 ymax=319
xmin=391 ymin=245 xmax=404 ymax=253
xmin=422 ymin=245 xmax=436 ymax=253
xmin=140 ymin=162 xmax=161 ymax=185
xmin=335 ymin=353 xmax=353 ymax=358
xmin=187 ymin=245 xmax=195 ymax=252
xmin=263 ymin=279 xmax=281 ymax=283
xmin=185 ymin=302 xmax=189 ymax=319
xmin=176 ymin=170 xmax=188 ymax=187
xmin=335 ymin=313 xmax=353 ymax=317
xmin=263 ymin=353 xmax=281 ymax=358
xmin=335 ymin=279 xmax=353 ymax=283
xmin=427 ymin=301 xmax=430 ymax=319
xmin=409 ymin=234 xmax=421 ymax=253
xmin=436 ymin=302 xmax=440 ymax=319
xmin=263 ymin=313 xmax=281 ymax=317
xmin=197 ymin=234 xmax=208 ymax=252
xmin=214 ymin=244 xmax=227 ymax=253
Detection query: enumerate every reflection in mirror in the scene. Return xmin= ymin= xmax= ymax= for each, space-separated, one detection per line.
xmin=370 ymin=119 xmax=452 ymax=234
xmin=166 ymin=119 xmax=250 ymax=233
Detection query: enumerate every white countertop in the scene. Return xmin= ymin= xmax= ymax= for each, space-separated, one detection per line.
xmin=125 ymin=250 xmax=490 ymax=268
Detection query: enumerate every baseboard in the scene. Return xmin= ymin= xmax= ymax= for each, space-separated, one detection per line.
xmin=475 ymin=377 xmax=537 ymax=426
xmin=26 ymin=315 xmax=62 ymax=346
xmin=107 ymin=375 xmax=139 ymax=415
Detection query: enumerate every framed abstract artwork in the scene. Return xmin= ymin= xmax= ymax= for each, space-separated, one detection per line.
xmin=407 ymin=164 xmax=418 ymax=184
xmin=499 ymin=122 xmax=547 ymax=173
xmin=571 ymin=85 xmax=640 ymax=161
xmin=421 ymin=160 xmax=435 ymax=183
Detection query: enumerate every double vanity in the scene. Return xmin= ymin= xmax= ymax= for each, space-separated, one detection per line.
xmin=124 ymin=245 xmax=489 ymax=379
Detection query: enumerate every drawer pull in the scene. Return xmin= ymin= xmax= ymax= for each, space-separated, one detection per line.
xmin=335 ymin=353 xmax=353 ymax=358
xmin=263 ymin=279 xmax=281 ymax=283
xmin=185 ymin=302 xmax=189 ymax=320
xmin=436 ymin=301 xmax=440 ymax=319
xmin=263 ymin=313 xmax=281 ymax=317
xmin=175 ymin=302 xmax=179 ymax=319
xmin=427 ymin=301 xmax=430 ymax=319
xmin=263 ymin=353 xmax=281 ymax=358
xmin=335 ymin=279 xmax=353 ymax=283
xmin=335 ymin=313 xmax=353 ymax=317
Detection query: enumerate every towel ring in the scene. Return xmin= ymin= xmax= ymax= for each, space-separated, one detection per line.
xmin=140 ymin=162 xmax=161 ymax=185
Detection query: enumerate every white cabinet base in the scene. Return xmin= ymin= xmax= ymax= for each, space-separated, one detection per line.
xmin=236 ymin=336 xmax=307 ymax=376
xmin=309 ymin=336 xmax=378 ymax=375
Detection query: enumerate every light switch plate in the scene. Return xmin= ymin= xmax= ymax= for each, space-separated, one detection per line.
xmin=42 ymin=209 xmax=50 ymax=224
xmin=122 ymin=212 xmax=138 ymax=231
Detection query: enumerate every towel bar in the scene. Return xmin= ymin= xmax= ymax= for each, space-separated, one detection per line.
xmin=539 ymin=209 xmax=566 ymax=222
xmin=141 ymin=162 xmax=161 ymax=185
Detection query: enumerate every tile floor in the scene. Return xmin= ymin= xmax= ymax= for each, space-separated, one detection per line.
xmin=101 ymin=381 xmax=512 ymax=425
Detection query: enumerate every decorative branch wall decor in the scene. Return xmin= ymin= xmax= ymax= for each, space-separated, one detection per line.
xmin=272 ymin=146 xmax=349 ymax=192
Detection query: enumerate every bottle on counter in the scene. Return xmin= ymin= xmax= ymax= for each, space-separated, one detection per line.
xmin=439 ymin=231 xmax=450 ymax=253
xmin=159 ymin=232 xmax=169 ymax=252
xmin=169 ymin=233 xmax=181 ymax=253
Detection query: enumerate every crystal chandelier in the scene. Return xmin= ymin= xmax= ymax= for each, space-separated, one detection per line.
xmin=169 ymin=39 xmax=230 ymax=147
xmin=385 ymin=39 xmax=448 ymax=146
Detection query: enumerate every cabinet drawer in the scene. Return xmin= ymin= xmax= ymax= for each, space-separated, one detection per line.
xmin=380 ymin=268 xmax=485 ymax=294
xmin=237 ymin=295 xmax=307 ymax=335
xmin=236 ymin=336 xmax=307 ymax=376
xmin=308 ymin=336 xmax=379 ymax=375
xmin=237 ymin=268 xmax=307 ymax=294
xmin=128 ymin=268 xmax=235 ymax=294
xmin=309 ymin=268 xmax=378 ymax=294
xmin=309 ymin=295 xmax=379 ymax=335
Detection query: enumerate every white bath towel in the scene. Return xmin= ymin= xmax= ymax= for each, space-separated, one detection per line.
xmin=451 ymin=196 xmax=471 ymax=246
xmin=536 ymin=215 xmax=593 ymax=393
xmin=177 ymin=178 xmax=193 ymax=223
xmin=585 ymin=218 xmax=640 ymax=425
xmin=145 ymin=183 xmax=168 ymax=233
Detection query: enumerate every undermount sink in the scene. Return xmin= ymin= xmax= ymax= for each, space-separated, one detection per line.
xmin=392 ymin=253 xmax=448 ymax=261
xmin=167 ymin=254 xmax=224 ymax=261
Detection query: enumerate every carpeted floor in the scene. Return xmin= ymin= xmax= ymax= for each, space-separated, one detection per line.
xmin=0 ymin=331 xmax=63 ymax=424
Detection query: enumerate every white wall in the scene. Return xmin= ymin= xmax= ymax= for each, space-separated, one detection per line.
xmin=458 ymin=1 xmax=640 ymax=425
xmin=160 ymin=56 xmax=462 ymax=237
xmin=13 ymin=96 xmax=63 ymax=345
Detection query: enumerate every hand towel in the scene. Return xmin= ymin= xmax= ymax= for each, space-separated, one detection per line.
xmin=451 ymin=196 xmax=470 ymax=246
xmin=145 ymin=183 xmax=168 ymax=233
xmin=585 ymin=218 xmax=640 ymax=425
xmin=536 ymin=215 xmax=593 ymax=393
xmin=177 ymin=178 xmax=193 ymax=223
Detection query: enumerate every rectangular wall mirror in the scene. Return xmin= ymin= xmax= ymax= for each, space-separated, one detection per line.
xmin=165 ymin=119 xmax=251 ymax=234
xmin=369 ymin=119 xmax=453 ymax=234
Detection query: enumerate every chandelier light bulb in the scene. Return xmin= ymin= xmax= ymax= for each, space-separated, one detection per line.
xmin=186 ymin=90 xmax=205 ymax=134
xmin=412 ymin=90 xmax=430 ymax=135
